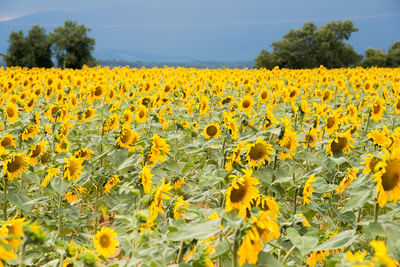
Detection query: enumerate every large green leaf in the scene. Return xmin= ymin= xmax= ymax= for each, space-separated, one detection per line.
xmin=286 ymin=227 xmax=319 ymax=255
xmin=313 ymin=230 xmax=357 ymax=251
xmin=343 ymin=184 xmax=374 ymax=211
xmin=169 ymin=219 xmax=221 ymax=241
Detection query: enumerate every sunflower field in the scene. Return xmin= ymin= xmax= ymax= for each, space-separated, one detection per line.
xmin=1 ymin=65 xmax=400 ymax=266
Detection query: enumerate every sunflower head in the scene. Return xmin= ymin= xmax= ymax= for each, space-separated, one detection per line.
xmin=3 ymin=152 xmax=28 ymax=180
xmin=246 ymin=137 xmax=274 ymax=168
xmin=0 ymin=134 xmax=16 ymax=148
xmin=203 ymin=122 xmax=221 ymax=139
xmin=326 ymin=131 xmax=354 ymax=156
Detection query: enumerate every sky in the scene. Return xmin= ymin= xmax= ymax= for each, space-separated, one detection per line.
xmin=0 ymin=0 xmax=399 ymax=61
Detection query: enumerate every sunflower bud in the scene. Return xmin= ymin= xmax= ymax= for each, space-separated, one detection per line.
xmin=79 ymin=250 xmax=97 ymax=266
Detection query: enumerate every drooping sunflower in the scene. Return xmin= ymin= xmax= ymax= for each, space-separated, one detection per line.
xmin=104 ymin=175 xmax=120 ymax=193
xmin=40 ymin=167 xmax=60 ymax=187
xmin=1 ymin=215 xmax=26 ymax=247
xmin=203 ymin=122 xmax=221 ymax=139
xmin=5 ymin=102 xmax=19 ymax=123
xmin=148 ymin=134 xmax=170 ymax=164
xmin=103 ymin=114 xmax=120 ymax=133
xmin=245 ymin=137 xmax=274 ymax=168
xmin=173 ymin=196 xmax=190 ymax=220
xmin=28 ymin=140 xmax=48 ymax=165
xmin=63 ymin=156 xmax=84 ymax=183
xmin=368 ymin=126 xmax=391 ymax=148
xmin=373 ymin=148 xmax=400 ymax=207
xmin=93 ymin=227 xmax=119 ymax=258
xmin=326 ymin=131 xmax=354 ymax=156
xmin=336 ymin=168 xmax=358 ymax=194
xmin=246 ymin=195 xmax=280 ymax=218
xmin=3 ymin=152 xmax=28 ymax=180
xmin=278 ymin=117 xmax=299 ymax=160
xmin=303 ymin=175 xmax=316 ymax=205
xmin=225 ymin=140 xmax=248 ymax=171
xmin=74 ymin=147 xmax=93 ymax=161
xmin=225 ymin=168 xmax=260 ymax=215
xmin=141 ymin=165 xmax=153 ymax=194
xmin=370 ymin=98 xmax=386 ymax=122
xmin=21 ymin=124 xmax=40 ymax=141
xmin=224 ymin=112 xmax=239 ymax=140
xmin=148 ymin=177 xmax=173 ymax=224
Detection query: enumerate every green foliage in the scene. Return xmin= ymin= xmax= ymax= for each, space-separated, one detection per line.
xmin=361 ymin=48 xmax=388 ymax=67
xmin=388 ymin=41 xmax=400 ymax=67
xmin=2 ymin=25 xmax=53 ymax=68
xmin=255 ymin=20 xmax=362 ymax=69
xmin=50 ymin=20 xmax=96 ymax=69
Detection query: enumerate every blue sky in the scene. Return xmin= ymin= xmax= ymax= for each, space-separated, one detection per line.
xmin=0 ymin=0 xmax=399 ymax=61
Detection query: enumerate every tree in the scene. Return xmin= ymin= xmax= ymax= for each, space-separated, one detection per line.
xmin=50 ymin=20 xmax=96 ymax=69
xmin=255 ymin=20 xmax=361 ymax=69
xmin=362 ymin=48 xmax=388 ymax=67
xmin=387 ymin=41 xmax=400 ymax=67
xmin=1 ymin=25 xmax=53 ymax=68
xmin=254 ymin=49 xmax=277 ymax=69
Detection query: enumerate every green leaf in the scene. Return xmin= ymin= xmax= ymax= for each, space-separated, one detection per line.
xmin=313 ymin=230 xmax=357 ymax=251
xmin=365 ymin=222 xmax=386 ymax=237
xmin=343 ymin=185 xmax=374 ymax=211
xmin=7 ymin=189 xmax=32 ymax=213
xmin=169 ymin=219 xmax=221 ymax=241
xmin=50 ymin=177 xmax=71 ymax=195
xmin=257 ymin=252 xmax=284 ymax=267
xmin=286 ymin=227 xmax=319 ymax=255
xmin=117 ymin=154 xmax=139 ymax=171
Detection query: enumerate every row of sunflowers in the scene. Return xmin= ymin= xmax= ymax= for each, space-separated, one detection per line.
xmin=1 ymin=65 xmax=400 ymax=266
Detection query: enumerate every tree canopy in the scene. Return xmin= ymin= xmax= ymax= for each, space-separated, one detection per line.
xmin=256 ymin=20 xmax=362 ymax=69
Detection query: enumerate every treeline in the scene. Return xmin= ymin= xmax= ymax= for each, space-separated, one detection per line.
xmin=98 ymin=59 xmax=254 ymax=69
xmin=255 ymin=20 xmax=400 ymax=69
xmin=1 ymin=21 xmax=96 ymax=69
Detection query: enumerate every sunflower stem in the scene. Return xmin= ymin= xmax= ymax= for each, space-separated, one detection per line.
xmin=94 ymin=183 xmax=99 ymax=232
xmin=374 ymin=202 xmax=379 ymax=223
xmin=18 ymin=240 xmax=27 ymax=267
xmin=363 ymin=110 xmax=371 ymax=135
xmin=232 ymin=228 xmax=240 ymax=267
xmin=281 ymin=244 xmax=296 ymax=264
xmin=293 ymin=188 xmax=298 ymax=215
xmin=221 ymin=136 xmax=227 ymax=169
xmin=392 ymin=116 xmax=396 ymax=131
xmin=57 ymin=193 xmax=63 ymax=236
xmin=3 ymin=177 xmax=7 ymax=220
xmin=177 ymin=240 xmax=184 ymax=263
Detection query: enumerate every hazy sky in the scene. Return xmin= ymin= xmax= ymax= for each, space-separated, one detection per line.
xmin=1 ymin=0 xmax=399 ymax=61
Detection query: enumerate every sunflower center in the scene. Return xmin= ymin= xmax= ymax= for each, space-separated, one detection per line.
xmin=206 ymin=126 xmax=218 ymax=137
xmin=261 ymin=91 xmax=268 ymax=100
xmin=7 ymin=107 xmax=15 ymax=117
xmin=31 ymin=145 xmax=42 ymax=158
xmin=7 ymin=156 xmax=24 ymax=173
xmin=242 ymin=100 xmax=251 ymax=109
xmin=350 ymin=126 xmax=357 ymax=135
xmin=94 ymin=86 xmax=103 ymax=96
xmin=323 ymin=91 xmax=330 ymax=101
xmin=326 ymin=117 xmax=335 ymax=129
xmin=369 ymin=157 xmax=379 ymax=172
xmin=249 ymin=143 xmax=266 ymax=161
xmin=397 ymin=101 xmax=400 ymax=110
xmin=100 ymin=235 xmax=110 ymax=248
xmin=331 ymin=137 xmax=348 ymax=152
xmin=230 ymin=183 xmax=247 ymax=203
xmin=290 ymin=90 xmax=296 ymax=98
xmin=306 ymin=134 xmax=314 ymax=143
xmin=1 ymin=137 xmax=12 ymax=147
xmin=381 ymin=160 xmax=400 ymax=191
xmin=120 ymin=130 xmax=131 ymax=144
xmin=221 ymin=97 xmax=232 ymax=104
xmin=373 ymin=103 xmax=381 ymax=114
xmin=139 ymin=110 xmax=145 ymax=118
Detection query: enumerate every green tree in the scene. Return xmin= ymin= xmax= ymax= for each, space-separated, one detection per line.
xmin=254 ymin=49 xmax=277 ymax=69
xmin=1 ymin=25 xmax=53 ymax=68
xmin=255 ymin=20 xmax=361 ymax=69
xmin=50 ymin=20 xmax=96 ymax=69
xmin=362 ymin=48 xmax=388 ymax=67
xmin=387 ymin=41 xmax=400 ymax=67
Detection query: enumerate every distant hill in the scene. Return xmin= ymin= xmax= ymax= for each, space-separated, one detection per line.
xmin=0 ymin=2 xmax=399 ymax=62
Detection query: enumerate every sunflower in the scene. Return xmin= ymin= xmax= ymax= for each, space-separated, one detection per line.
xmin=148 ymin=134 xmax=170 ymax=164
xmin=198 ymin=94 xmax=209 ymax=115
xmin=304 ymin=127 xmax=320 ymax=148
xmin=82 ymin=108 xmax=96 ymax=121
xmin=0 ymin=134 xmax=16 ymax=148
xmin=24 ymin=97 xmax=36 ymax=112
xmin=373 ymin=148 xmax=400 ymax=207
xmin=370 ymin=98 xmax=385 ymax=122
xmin=1 ymin=215 xmax=26 ymax=247
xmin=40 ymin=167 xmax=60 ymax=187
xmin=46 ymin=104 xmax=61 ymax=122
xmin=135 ymin=105 xmax=149 ymax=123
xmin=5 ymin=102 xmax=18 ymax=123
xmin=246 ymin=195 xmax=280 ymax=218
xmin=92 ymin=84 xmax=105 ymax=100
xmin=141 ymin=165 xmax=153 ymax=194
xmin=325 ymin=112 xmax=340 ymax=135
xmin=368 ymin=126 xmax=391 ymax=148
xmin=278 ymin=118 xmax=299 ymax=160
xmin=225 ymin=141 xmax=247 ymax=172
xmin=224 ymin=113 xmax=239 ymax=140
xmin=303 ymin=175 xmax=316 ymax=205
xmin=93 ymin=227 xmax=119 ymax=258
xmin=238 ymin=95 xmax=254 ymax=116
xmin=56 ymin=137 xmax=70 ymax=153
xmin=29 ymin=140 xmax=48 ymax=165
xmin=74 ymin=148 xmax=93 ymax=161
xmin=63 ymin=156 xmax=84 ymax=183
xmin=394 ymin=98 xmax=400 ymax=115
xmin=103 ymin=114 xmax=120 ymax=133
xmin=258 ymin=89 xmax=269 ymax=103
xmin=225 ymin=168 xmax=260 ymax=215
xmin=21 ymin=124 xmax=40 ymax=141
xmin=336 ymin=168 xmax=358 ymax=194
xmin=3 ymin=152 xmax=28 ymax=180
xmin=246 ymin=137 xmax=274 ymax=168
xmin=326 ymin=131 xmax=354 ymax=156
xmin=117 ymin=127 xmax=135 ymax=149
xmin=370 ymin=240 xmax=399 ymax=267
xmin=148 ymin=178 xmax=173 ymax=224
xmin=122 ymin=109 xmax=134 ymax=126
xmin=173 ymin=178 xmax=186 ymax=190
xmin=203 ymin=122 xmax=221 ymax=139
xmin=220 ymin=96 xmax=234 ymax=106
xmin=361 ymin=153 xmax=380 ymax=175
xmin=173 ymin=196 xmax=189 ymax=220
xmin=104 ymin=175 xmax=120 ymax=193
